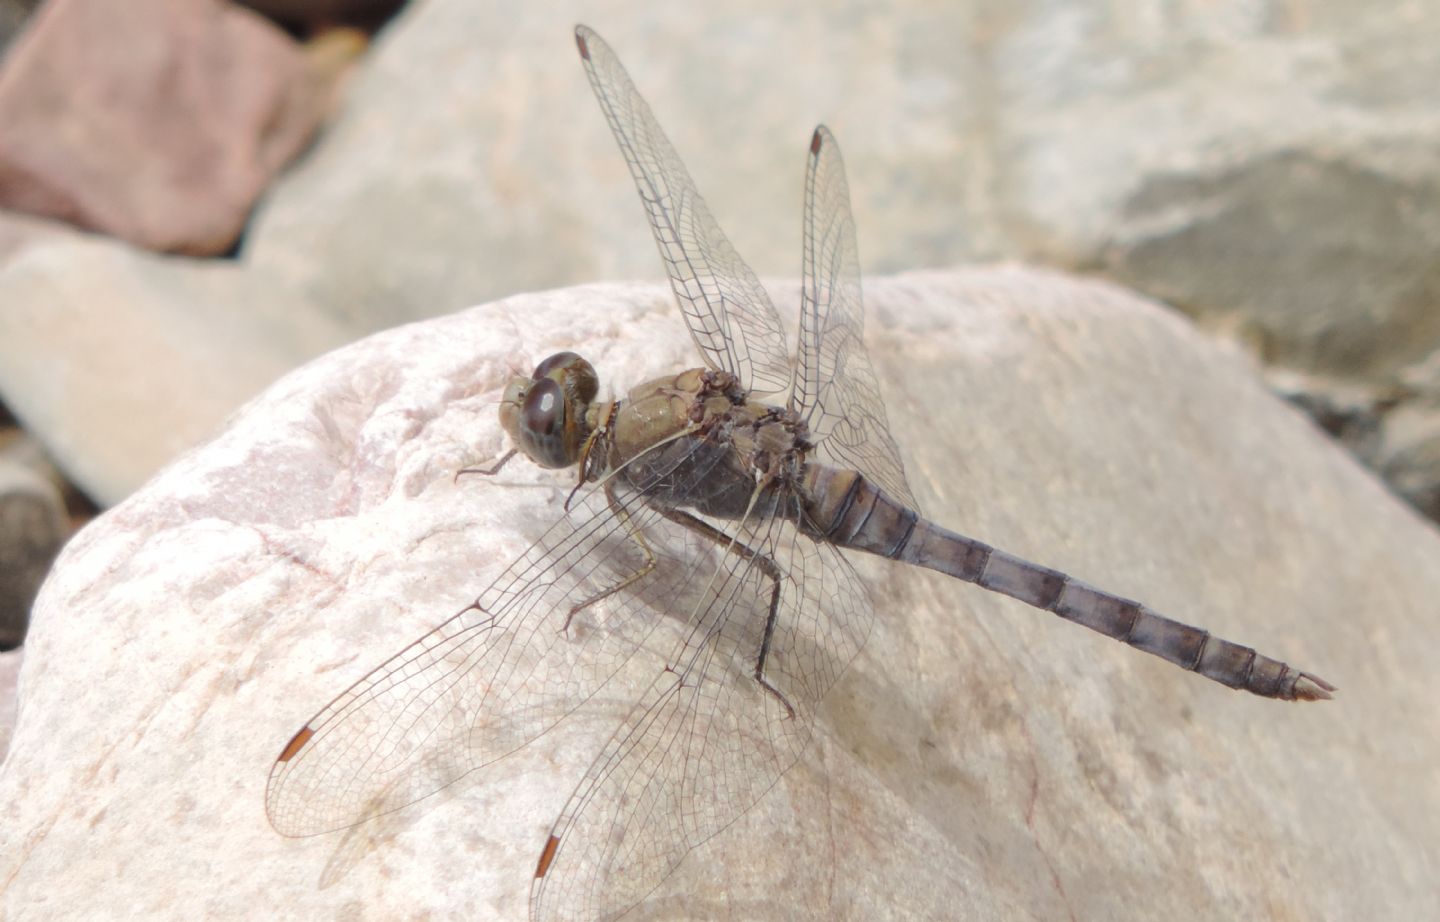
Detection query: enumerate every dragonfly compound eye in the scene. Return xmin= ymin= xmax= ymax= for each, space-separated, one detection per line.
xmin=519 ymin=378 xmax=574 ymax=468
xmin=533 ymin=351 xmax=599 ymax=405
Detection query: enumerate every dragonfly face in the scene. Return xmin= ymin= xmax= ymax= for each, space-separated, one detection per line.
xmin=499 ymin=351 xmax=600 ymax=469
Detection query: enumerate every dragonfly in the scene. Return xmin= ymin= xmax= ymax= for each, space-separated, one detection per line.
xmin=266 ymin=24 xmax=1334 ymax=922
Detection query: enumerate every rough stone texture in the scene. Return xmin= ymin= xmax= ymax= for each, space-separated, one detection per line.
xmin=0 ymin=236 xmax=351 ymax=505
xmin=0 ymin=0 xmax=325 ymax=255
xmin=1 ymin=271 xmax=1432 ymax=920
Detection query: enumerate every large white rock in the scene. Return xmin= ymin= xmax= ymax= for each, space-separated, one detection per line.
xmin=0 ymin=270 xmax=1433 ymax=920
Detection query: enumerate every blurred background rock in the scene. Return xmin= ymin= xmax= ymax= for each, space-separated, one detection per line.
xmin=0 ymin=0 xmax=1436 ymax=665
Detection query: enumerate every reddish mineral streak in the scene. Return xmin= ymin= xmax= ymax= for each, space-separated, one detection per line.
xmin=277 ymin=726 xmax=315 ymax=763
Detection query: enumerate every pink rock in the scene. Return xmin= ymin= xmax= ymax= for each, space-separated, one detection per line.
xmin=0 ymin=0 xmax=324 ymax=256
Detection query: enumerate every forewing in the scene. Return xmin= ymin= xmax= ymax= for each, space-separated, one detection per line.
xmin=265 ymin=440 xmax=733 ymax=838
xmin=794 ymin=126 xmax=917 ymax=510
xmin=575 ymin=25 xmax=792 ymax=398
xmin=530 ymin=499 xmax=874 ymax=921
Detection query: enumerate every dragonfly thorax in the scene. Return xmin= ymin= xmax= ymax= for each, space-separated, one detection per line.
xmin=499 ymin=351 xmax=600 ymax=469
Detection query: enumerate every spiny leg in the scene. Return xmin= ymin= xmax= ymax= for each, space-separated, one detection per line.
xmin=559 ymin=481 xmax=658 ymax=634
xmin=655 ymin=506 xmax=795 ymax=719
xmin=554 ymin=421 xmax=718 ymax=632
xmin=455 ymin=448 xmax=517 ymax=481
xmin=565 ymin=402 xmax=617 ymax=512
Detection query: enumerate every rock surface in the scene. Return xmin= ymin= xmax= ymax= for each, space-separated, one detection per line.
xmin=0 ymin=0 xmax=325 ymax=255
xmin=0 ymin=451 xmax=67 ymax=649
xmin=0 ymin=235 xmax=351 ymax=505
xmin=0 ymin=0 xmax=36 ymax=50
xmin=3 ymin=3 xmax=1439 ymax=517
xmin=1 ymin=271 xmax=1432 ymax=920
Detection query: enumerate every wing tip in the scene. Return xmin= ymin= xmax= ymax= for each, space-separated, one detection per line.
xmin=810 ymin=124 xmax=837 ymax=157
xmin=534 ymin=834 xmax=561 ymax=879
xmin=276 ymin=725 xmax=316 ymax=763
xmin=575 ymin=24 xmax=592 ymax=60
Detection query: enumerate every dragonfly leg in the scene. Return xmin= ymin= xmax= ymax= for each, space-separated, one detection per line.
xmin=654 ymin=507 xmax=796 ymax=720
xmin=560 ymin=481 xmax=658 ymax=634
xmin=454 ymin=448 xmax=518 ymax=481
xmin=565 ymin=403 xmax=617 ymax=512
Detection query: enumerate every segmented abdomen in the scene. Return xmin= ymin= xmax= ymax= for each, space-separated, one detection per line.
xmin=798 ymin=464 xmax=1332 ymax=701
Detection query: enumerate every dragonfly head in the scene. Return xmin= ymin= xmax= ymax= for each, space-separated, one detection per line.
xmin=499 ymin=351 xmax=599 ymax=469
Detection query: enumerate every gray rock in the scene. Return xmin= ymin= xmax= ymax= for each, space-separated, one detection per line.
xmin=0 ymin=423 xmax=74 ymax=505
xmin=247 ymin=3 xmax=1005 ymax=334
xmin=0 ymin=270 xmax=1431 ymax=920
xmin=1000 ymin=9 xmax=1440 ymax=384
xmin=0 ymin=448 xmax=67 ymax=648
xmin=1376 ymin=399 xmax=1440 ymax=522
xmin=0 ymin=0 xmax=37 ymax=51
xmin=246 ymin=2 xmax=1440 ymax=380
xmin=1384 ymin=348 xmax=1440 ymax=517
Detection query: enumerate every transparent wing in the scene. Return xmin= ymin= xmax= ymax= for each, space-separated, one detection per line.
xmin=575 ymin=25 xmax=792 ymax=399
xmin=530 ymin=496 xmax=874 ymax=921
xmin=794 ymin=126 xmax=917 ymax=510
xmin=265 ymin=440 xmax=734 ymax=838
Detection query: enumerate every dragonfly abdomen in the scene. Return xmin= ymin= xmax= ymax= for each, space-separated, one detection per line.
xmin=799 ymin=464 xmax=1333 ymax=702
